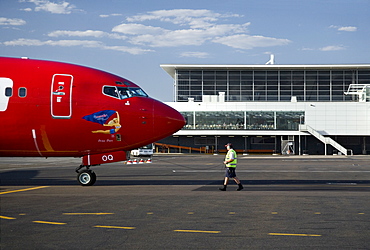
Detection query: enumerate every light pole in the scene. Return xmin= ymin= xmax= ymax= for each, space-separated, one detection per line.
xmin=299 ymin=115 xmax=304 ymax=155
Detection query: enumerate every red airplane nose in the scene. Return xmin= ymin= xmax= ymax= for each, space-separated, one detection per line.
xmin=152 ymin=100 xmax=185 ymax=139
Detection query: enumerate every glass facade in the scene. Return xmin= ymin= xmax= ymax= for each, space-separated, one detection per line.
xmin=182 ymin=111 xmax=304 ymax=131
xmin=176 ymin=69 xmax=370 ymax=102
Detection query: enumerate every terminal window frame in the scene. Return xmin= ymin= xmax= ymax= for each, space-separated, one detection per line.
xmin=175 ymin=69 xmax=369 ymax=102
xmin=181 ymin=111 xmax=304 ymax=131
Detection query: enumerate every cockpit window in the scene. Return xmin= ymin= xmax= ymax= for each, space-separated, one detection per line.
xmin=103 ymin=86 xmax=148 ymax=100
xmin=103 ymin=86 xmax=119 ymax=98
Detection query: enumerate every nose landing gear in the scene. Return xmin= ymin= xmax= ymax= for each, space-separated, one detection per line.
xmin=75 ymin=151 xmax=128 ymax=186
xmin=76 ymin=165 xmax=96 ymax=186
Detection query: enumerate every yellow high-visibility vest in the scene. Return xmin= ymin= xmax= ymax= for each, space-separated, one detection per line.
xmin=225 ymin=149 xmax=237 ymax=168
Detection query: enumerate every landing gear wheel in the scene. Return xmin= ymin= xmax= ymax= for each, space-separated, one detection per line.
xmin=77 ymin=170 xmax=96 ymax=186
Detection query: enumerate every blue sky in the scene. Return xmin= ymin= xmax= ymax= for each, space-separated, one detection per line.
xmin=1 ymin=0 xmax=369 ymax=101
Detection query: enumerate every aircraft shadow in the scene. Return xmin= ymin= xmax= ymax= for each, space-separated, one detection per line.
xmin=1 ymin=170 xmax=370 ymax=191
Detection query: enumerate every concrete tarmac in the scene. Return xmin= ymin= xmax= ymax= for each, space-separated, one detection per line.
xmin=1 ymin=154 xmax=370 ymax=249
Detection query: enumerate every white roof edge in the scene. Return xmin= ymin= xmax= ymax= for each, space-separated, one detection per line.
xmin=173 ymin=130 xmax=305 ymax=136
xmin=160 ymin=64 xmax=370 ymax=79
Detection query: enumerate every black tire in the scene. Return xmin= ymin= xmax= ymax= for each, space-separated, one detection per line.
xmin=77 ymin=170 xmax=96 ymax=186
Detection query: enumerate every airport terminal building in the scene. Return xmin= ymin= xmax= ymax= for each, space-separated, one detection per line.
xmin=159 ymin=63 xmax=370 ymax=155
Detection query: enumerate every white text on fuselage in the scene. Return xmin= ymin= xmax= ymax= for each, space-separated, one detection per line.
xmin=98 ymin=139 xmax=114 ymax=143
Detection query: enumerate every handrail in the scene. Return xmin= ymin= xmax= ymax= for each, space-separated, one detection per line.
xmin=344 ymin=84 xmax=370 ymax=95
xmin=299 ymin=124 xmax=348 ymax=155
xmin=154 ymin=143 xmax=208 ymax=153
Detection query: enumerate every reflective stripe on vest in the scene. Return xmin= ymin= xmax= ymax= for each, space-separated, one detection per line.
xmin=225 ymin=149 xmax=237 ymax=168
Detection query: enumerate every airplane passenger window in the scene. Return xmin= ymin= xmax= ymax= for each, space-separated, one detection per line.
xmin=19 ymin=87 xmax=27 ymax=97
xmin=5 ymin=87 xmax=12 ymax=97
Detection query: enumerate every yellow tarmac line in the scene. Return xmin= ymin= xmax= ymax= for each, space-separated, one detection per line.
xmin=174 ymin=230 xmax=221 ymax=234
xmin=33 ymin=220 xmax=66 ymax=225
xmin=0 ymin=186 xmax=49 ymax=195
xmin=0 ymin=215 xmax=16 ymax=220
xmin=94 ymin=225 xmax=135 ymax=230
xmin=269 ymin=233 xmax=321 ymax=237
xmin=63 ymin=213 xmax=114 ymax=215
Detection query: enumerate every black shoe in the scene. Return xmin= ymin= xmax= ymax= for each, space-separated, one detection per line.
xmin=237 ymin=185 xmax=243 ymax=191
xmin=219 ymin=187 xmax=226 ymax=191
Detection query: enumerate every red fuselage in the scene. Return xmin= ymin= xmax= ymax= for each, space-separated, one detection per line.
xmin=0 ymin=57 xmax=185 ymax=158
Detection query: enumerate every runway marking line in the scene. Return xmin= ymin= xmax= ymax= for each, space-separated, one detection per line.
xmin=33 ymin=220 xmax=66 ymax=225
xmin=63 ymin=213 xmax=114 ymax=215
xmin=269 ymin=233 xmax=321 ymax=237
xmin=0 ymin=186 xmax=49 ymax=195
xmin=0 ymin=215 xmax=16 ymax=220
xmin=174 ymin=229 xmax=221 ymax=234
xmin=94 ymin=225 xmax=135 ymax=230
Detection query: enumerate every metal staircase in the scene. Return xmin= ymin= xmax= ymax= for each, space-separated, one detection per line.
xmin=344 ymin=84 xmax=370 ymax=102
xmin=299 ymin=124 xmax=351 ymax=155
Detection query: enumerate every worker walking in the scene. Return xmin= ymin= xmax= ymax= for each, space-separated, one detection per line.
xmin=219 ymin=143 xmax=243 ymax=191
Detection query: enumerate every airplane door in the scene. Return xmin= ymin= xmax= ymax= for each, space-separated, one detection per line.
xmin=51 ymin=74 xmax=73 ymax=119
xmin=0 ymin=78 xmax=13 ymax=112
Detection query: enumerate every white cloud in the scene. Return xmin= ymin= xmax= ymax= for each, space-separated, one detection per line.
xmin=103 ymin=45 xmax=153 ymax=55
xmin=117 ymin=9 xmax=289 ymax=50
xmin=3 ymin=38 xmax=102 ymax=47
xmin=112 ymin=22 xmax=251 ymax=48
xmin=112 ymin=24 xmax=166 ymax=35
xmin=0 ymin=17 xmax=26 ymax=26
xmin=338 ymin=26 xmax=357 ymax=32
xmin=213 ymin=34 xmax=291 ymax=50
xmin=3 ymin=38 xmax=44 ymax=46
xmin=2 ymin=9 xmax=291 ymax=55
xmin=3 ymin=38 xmax=151 ymax=55
xmin=330 ymin=25 xmax=357 ymax=32
xmin=320 ymin=45 xmax=346 ymax=51
xmin=48 ymin=30 xmax=127 ymax=40
xmin=127 ymin=9 xmax=241 ymax=29
xmin=180 ymin=52 xmax=209 ymax=58
xmin=129 ymin=29 xmax=210 ymax=47
xmin=205 ymin=23 xmax=250 ymax=36
xmin=49 ymin=30 xmax=107 ymax=38
xmin=301 ymin=47 xmax=315 ymax=51
xmin=22 ymin=0 xmax=76 ymax=14
xmin=99 ymin=13 xmax=122 ymax=18
xmin=49 ymin=40 xmax=103 ymax=47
